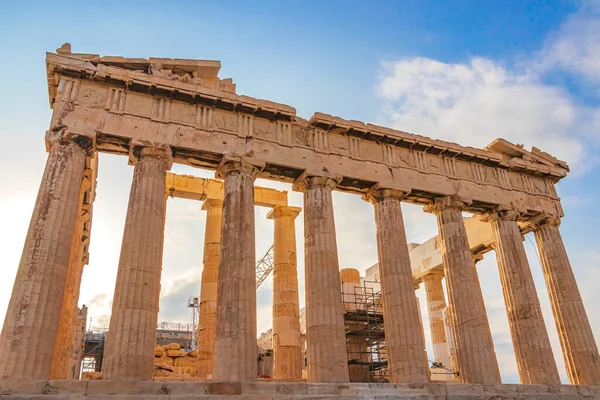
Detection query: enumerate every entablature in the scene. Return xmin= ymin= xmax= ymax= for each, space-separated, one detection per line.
xmin=309 ymin=113 xmax=569 ymax=182
xmin=47 ymin=51 xmax=296 ymax=122
xmin=45 ymin=47 xmax=568 ymax=219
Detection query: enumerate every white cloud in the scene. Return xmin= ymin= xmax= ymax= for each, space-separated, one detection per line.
xmin=378 ymin=56 xmax=595 ymax=170
xmin=378 ymin=2 xmax=600 ymax=172
xmin=537 ymin=0 xmax=600 ymax=87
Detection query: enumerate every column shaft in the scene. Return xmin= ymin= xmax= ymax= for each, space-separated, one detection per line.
xmin=102 ymin=147 xmax=171 ymax=380
xmin=489 ymin=211 xmax=560 ymax=385
xmin=268 ymin=206 xmax=302 ymax=381
xmin=212 ymin=162 xmax=259 ymax=382
xmin=50 ymin=156 xmax=97 ymax=379
xmin=422 ymin=272 xmax=452 ymax=370
xmin=197 ymin=198 xmax=223 ymax=380
xmin=533 ymin=218 xmax=600 ymax=385
xmin=427 ymin=197 xmax=501 ymax=384
xmin=71 ymin=306 xmax=88 ymax=379
xmin=0 ymin=133 xmax=90 ymax=379
xmin=301 ymin=176 xmax=349 ymax=383
xmin=370 ymin=190 xmax=429 ymax=383
xmin=49 ymin=202 xmax=86 ymax=379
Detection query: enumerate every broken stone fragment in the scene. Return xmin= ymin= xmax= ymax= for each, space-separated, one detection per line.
xmin=155 ymin=363 xmax=174 ymax=372
xmin=154 ymin=355 xmax=174 ymax=365
xmin=81 ymin=371 xmax=102 ymax=380
xmin=166 ymin=349 xmax=187 ymax=358
xmin=164 ymin=342 xmax=181 ymax=350
xmin=174 ymin=357 xmax=197 ymax=367
xmin=186 ymin=349 xmax=198 ymax=358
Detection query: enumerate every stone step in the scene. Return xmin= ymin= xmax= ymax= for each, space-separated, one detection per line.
xmin=0 ymin=379 xmax=598 ymax=399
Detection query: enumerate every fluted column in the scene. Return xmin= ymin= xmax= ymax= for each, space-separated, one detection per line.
xmin=268 ymin=205 xmax=303 ymax=381
xmin=212 ymin=161 xmax=259 ymax=382
xmin=531 ymin=216 xmax=600 ymax=385
xmin=297 ymin=176 xmax=349 ymax=383
xmin=102 ymin=146 xmax=172 ymax=381
xmin=422 ymin=271 xmax=452 ymax=370
xmin=0 ymin=130 xmax=92 ymax=379
xmin=196 ymin=198 xmax=223 ymax=380
xmin=365 ymin=189 xmax=429 ymax=383
xmin=425 ymin=196 xmax=500 ymax=384
xmin=71 ymin=305 xmax=88 ymax=378
xmin=50 ymin=155 xmax=97 ymax=379
xmin=486 ymin=209 xmax=560 ymax=385
xmin=443 ymin=306 xmax=459 ymax=374
xmin=50 ymin=187 xmax=87 ymax=379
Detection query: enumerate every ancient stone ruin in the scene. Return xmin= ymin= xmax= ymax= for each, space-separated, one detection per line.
xmin=0 ymin=43 xmax=598 ymax=398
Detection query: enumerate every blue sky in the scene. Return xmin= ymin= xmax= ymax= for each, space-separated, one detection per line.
xmin=1 ymin=0 xmax=599 ymax=384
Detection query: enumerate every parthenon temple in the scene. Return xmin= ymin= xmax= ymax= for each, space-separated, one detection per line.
xmin=0 ymin=44 xmax=599 ymax=399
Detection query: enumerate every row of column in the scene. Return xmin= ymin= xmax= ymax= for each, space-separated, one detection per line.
xmin=0 ymin=137 xmax=598 ymax=386
xmin=422 ymin=199 xmax=600 ymax=385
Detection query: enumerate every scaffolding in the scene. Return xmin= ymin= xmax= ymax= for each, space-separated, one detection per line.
xmin=81 ymin=330 xmax=107 ymax=374
xmin=187 ymin=296 xmax=200 ymax=350
xmin=341 ymin=280 xmax=388 ymax=383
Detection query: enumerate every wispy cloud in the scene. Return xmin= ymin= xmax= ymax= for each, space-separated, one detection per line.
xmin=377 ymin=2 xmax=600 ymax=172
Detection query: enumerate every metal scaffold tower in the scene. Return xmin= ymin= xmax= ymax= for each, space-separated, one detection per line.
xmin=187 ymin=296 xmax=200 ymax=350
xmin=341 ymin=280 xmax=389 ymax=383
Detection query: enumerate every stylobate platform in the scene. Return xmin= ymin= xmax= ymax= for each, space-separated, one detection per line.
xmin=0 ymin=380 xmax=599 ymax=399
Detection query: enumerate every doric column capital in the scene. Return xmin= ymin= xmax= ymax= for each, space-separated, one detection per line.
xmin=45 ymin=127 xmax=95 ymax=156
xmin=524 ymin=213 xmax=562 ymax=231
xmin=422 ymin=269 xmax=444 ymax=282
xmin=424 ymin=195 xmax=471 ymax=215
xmin=363 ymin=188 xmax=408 ymax=204
xmin=267 ymin=205 xmax=301 ymax=220
xmin=292 ymin=175 xmax=339 ymax=193
xmin=201 ymin=198 xmax=224 ymax=211
xmin=215 ymin=160 xmax=261 ymax=180
xmin=482 ymin=205 xmax=521 ymax=223
xmin=130 ymin=145 xmax=173 ymax=169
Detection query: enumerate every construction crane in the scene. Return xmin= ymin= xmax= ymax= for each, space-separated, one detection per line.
xmin=187 ymin=244 xmax=275 ymax=349
xmin=255 ymin=244 xmax=274 ymax=289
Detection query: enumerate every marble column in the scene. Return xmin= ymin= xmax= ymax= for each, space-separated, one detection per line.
xmin=532 ymin=216 xmax=600 ymax=385
xmin=443 ymin=306 xmax=459 ymax=375
xmin=298 ymin=176 xmax=349 ymax=383
xmin=102 ymin=146 xmax=172 ymax=381
xmin=49 ymin=186 xmax=86 ymax=379
xmin=367 ymin=189 xmax=429 ymax=383
xmin=425 ymin=196 xmax=501 ymax=384
xmin=212 ymin=161 xmax=259 ymax=382
xmin=268 ymin=205 xmax=303 ymax=381
xmin=487 ymin=209 xmax=560 ymax=385
xmin=197 ymin=198 xmax=223 ymax=380
xmin=50 ymin=156 xmax=97 ymax=379
xmin=0 ymin=131 xmax=92 ymax=379
xmin=422 ymin=271 xmax=452 ymax=370
xmin=71 ymin=305 xmax=88 ymax=379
